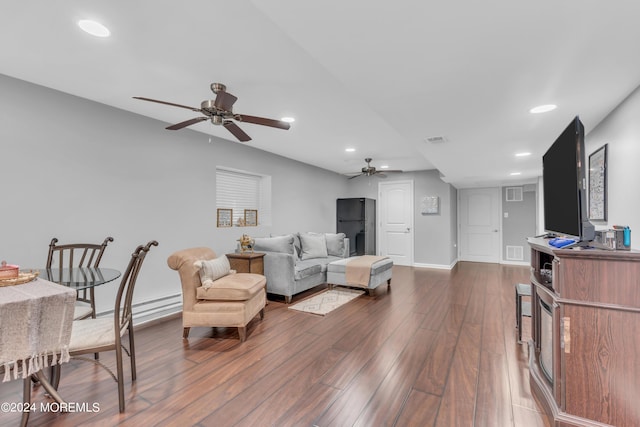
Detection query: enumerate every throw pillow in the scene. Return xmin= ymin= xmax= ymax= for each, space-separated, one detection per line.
xmin=325 ymin=233 xmax=346 ymax=256
xmin=253 ymin=235 xmax=295 ymax=255
xmin=299 ymin=232 xmax=328 ymax=260
xmin=270 ymin=233 xmax=302 ymax=258
xmin=194 ymin=256 xmax=231 ymax=289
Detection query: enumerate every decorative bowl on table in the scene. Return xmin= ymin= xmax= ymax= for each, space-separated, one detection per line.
xmin=0 ymin=260 xmax=19 ymax=279
xmin=0 ymin=261 xmax=39 ymax=286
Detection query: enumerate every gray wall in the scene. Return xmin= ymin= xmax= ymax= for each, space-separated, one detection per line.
xmin=0 ymin=74 xmax=347 ymax=315
xmin=586 ymin=85 xmax=640 ymax=249
xmin=502 ymin=185 xmax=537 ymax=263
xmin=343 ymin=170 xmax=458 ymax=267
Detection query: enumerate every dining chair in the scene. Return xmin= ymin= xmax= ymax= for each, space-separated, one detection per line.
xmin=52 ymin=240 xmax=158 ymax=413
xmin=46 ymin=236 xmax=114 ymax=320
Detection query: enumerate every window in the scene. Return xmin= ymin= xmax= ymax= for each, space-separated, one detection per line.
xmin=216 ymin=167 xmax=271 ymax=226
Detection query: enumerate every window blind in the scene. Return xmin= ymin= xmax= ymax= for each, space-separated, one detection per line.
xmin=216 ymin=168 xmax=270 ymax=226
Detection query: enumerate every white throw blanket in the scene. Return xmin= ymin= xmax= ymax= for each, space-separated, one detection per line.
xmin=0 ymin=278 xmax=76 ymax=382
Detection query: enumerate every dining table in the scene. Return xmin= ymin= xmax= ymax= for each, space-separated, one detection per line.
xmin=38 ymin=267 xmax=121 ymax=290
xmin=0 ymin=276 xmax=77 ymax=426
xmin=1 ymin=267 xmax=121 ymax=426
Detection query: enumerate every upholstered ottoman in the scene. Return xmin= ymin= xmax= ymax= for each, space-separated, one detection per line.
xmin=327 ymin=256 xmax=393 ymax=296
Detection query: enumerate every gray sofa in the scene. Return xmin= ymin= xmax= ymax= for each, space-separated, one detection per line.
xmin=251 ymin=232 xmax=349 ymax=303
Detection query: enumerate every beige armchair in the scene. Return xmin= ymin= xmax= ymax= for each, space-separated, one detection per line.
xmin=167 ymin=247 xmax=266 ymax=342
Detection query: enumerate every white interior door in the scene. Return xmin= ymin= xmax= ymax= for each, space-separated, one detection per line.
xmin=459 ymin=187 xmax=501 ymax=263
xmin=378 ymin=180 xmax=414 ymax=266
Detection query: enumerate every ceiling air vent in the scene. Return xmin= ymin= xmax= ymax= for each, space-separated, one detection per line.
xmin=425 ymin=136 xmax=447 ymax=143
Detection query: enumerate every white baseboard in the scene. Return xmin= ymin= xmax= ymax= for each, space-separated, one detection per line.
xmin=413 ymin=259 xmax=458 ymax=270
xmin=500 ymin=260 xmax=530 ymax=266
xmin=97 ymin=294 xmax=182 ymax=326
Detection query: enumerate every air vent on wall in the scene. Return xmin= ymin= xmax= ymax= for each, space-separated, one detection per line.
xmin=506 ymin=187 xmax=523 ymax=202
xmin=425 ymin=136 xmax=448 ymax=143
xmin=507 ymin=246 xmax=524 ymax=261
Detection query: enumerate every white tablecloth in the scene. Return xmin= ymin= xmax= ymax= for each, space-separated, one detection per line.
xmin=0 ymin=278 xmax=76 ymax=382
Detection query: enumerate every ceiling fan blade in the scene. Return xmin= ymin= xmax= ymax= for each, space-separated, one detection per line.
xmin=236 ymin=114 xmax=291 ymax=130
xmin=213 ymin=91 xmax=238 ymax=112
xmin=382 ymin=169 xmax=403 ymax=173
xmin=133 ymin=97 xmax=201 ymax=112
xmin=166 ymin=116 xmax=208 ymax=130
xmin=376 ymin=173 xmax=388 ymax=178
xmin=223 ymin=120 xmax=252 ymax=142
xmin=348 ymin=174 xmax=364 ymax=180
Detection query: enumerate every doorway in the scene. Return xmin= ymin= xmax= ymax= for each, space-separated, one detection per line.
xmin=458 ymin=187 xmax=501 ymax=263
xmin=378 ymin=180 xmax=414 ymax=266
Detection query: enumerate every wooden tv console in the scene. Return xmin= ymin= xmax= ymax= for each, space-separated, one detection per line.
xmin=527 ymin=237 xmax=640 ymax=427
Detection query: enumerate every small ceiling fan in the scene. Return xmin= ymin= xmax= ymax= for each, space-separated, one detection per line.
xmin=133 ymin=83 xmax=290 ymax=142
xmin=347 ymin=158 xmax=403 ymax=179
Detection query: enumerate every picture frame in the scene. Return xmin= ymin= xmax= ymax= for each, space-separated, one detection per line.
xmin=421 ymin=195 xmax=439 ymax=215
xmin=244 ymin=209 xmax=258 ymax=227
xmin=588 ymin=144 xmax=607 ymax=221
xmin=216 ymin=208 xmax=233 ymax=228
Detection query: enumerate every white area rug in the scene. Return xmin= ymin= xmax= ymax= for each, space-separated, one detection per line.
xmin=288 ymin=288 xmax=365 ymax=316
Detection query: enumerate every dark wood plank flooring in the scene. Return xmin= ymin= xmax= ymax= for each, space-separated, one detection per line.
xmin=0 ymin=262 xmax=548 ymax=426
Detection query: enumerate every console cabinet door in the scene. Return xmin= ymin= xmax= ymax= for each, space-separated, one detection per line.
xmin=562 ymin=304 xmax=640 ymax=426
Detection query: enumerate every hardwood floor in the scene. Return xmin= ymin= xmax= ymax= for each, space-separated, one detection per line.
xmin=0 ymin=262 xmax=549 ymax=426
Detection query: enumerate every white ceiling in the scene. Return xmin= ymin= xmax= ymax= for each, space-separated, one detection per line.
xmin=2 ymin=0 xmax=640 ymax=188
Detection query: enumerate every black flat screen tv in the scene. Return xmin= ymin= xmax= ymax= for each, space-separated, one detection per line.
xmin=542 ymin=116 xmax=595 ymax=245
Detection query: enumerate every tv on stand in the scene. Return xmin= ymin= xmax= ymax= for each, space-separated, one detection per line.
xmin=542 ymin=116 xmax=595 ymax=248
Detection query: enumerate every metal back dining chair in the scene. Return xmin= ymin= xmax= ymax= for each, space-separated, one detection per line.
xmin=55 ymin=240 xmax=158 ymax=413
xmin=46 ymin=236 xmax=114 ymax=320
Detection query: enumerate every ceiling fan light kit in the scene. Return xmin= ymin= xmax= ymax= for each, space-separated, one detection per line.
xmin=133 ymin=83 xmax=290 ymax=142
xmin=347 ymin=158 xmax=403 ymax=179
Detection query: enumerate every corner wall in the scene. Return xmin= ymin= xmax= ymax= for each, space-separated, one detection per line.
xmin=586 ymin=84 xmax=640 ymax=249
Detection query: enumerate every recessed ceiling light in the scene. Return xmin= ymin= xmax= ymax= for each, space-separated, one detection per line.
xmin=515 ymin=152 xmax=531 ymax=157
xmin=380 ymin=165 xmax=389 ymax=169
xmin=345 ymin=148 xmax=356 ymax=152
xmin=529 ymin=104 xmax=557 ymax=114
xmin=281 ymin=117 xmax=295 ymax=123
xmin=78 ymin=20 xmax=110 ymax=37
xmin=510 ymin=172 xmax=522 ymax=176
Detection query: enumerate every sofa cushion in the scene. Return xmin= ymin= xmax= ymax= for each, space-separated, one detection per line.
xmin=294 ymin=260 xmax=323 ymax=280
xmin=299 ymin=232 xmax=328 ymax=260
xmin=325 ymin=233 xmax=346 ymax=256
xmin=315 ymin=256 xmax=344 ymax=272
xmin=253 ymin=235 xmax=295 ymax=255
xmin=196 ymin=273 xmax=266 ymax=301
xmin=194 ymin=256 xmax=231 ymax=289
xmin=271 ymin=233 xmax=301 ymax=258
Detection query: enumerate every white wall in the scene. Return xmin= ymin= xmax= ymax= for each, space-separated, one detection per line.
xmin=586 ymin=85 xmax=640 ymax=249
xmin=0 ymin=74 xmax=347 ymax=316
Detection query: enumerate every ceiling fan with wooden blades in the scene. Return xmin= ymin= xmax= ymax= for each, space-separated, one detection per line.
xmin=133 ymin=83 xmax=290 ymax=142
xmin=347 ymin=158 xmax=403 ymax=179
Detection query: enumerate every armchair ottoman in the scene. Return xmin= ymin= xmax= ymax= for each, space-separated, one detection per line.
xmin=167 ymin=247 xmax=266 ymax=342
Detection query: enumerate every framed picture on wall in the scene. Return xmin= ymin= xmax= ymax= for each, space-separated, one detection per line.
xmin=217 ymin=208 xmax=232 ymax=227
xmin=588 ymin=144 xmax=607 ymax=221
xmin=244 ymin=209 xmax=258 ymax=226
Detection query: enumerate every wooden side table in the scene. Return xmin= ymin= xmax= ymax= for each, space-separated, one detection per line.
xmin=225 ymin=252 xmax=265 ymax=275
